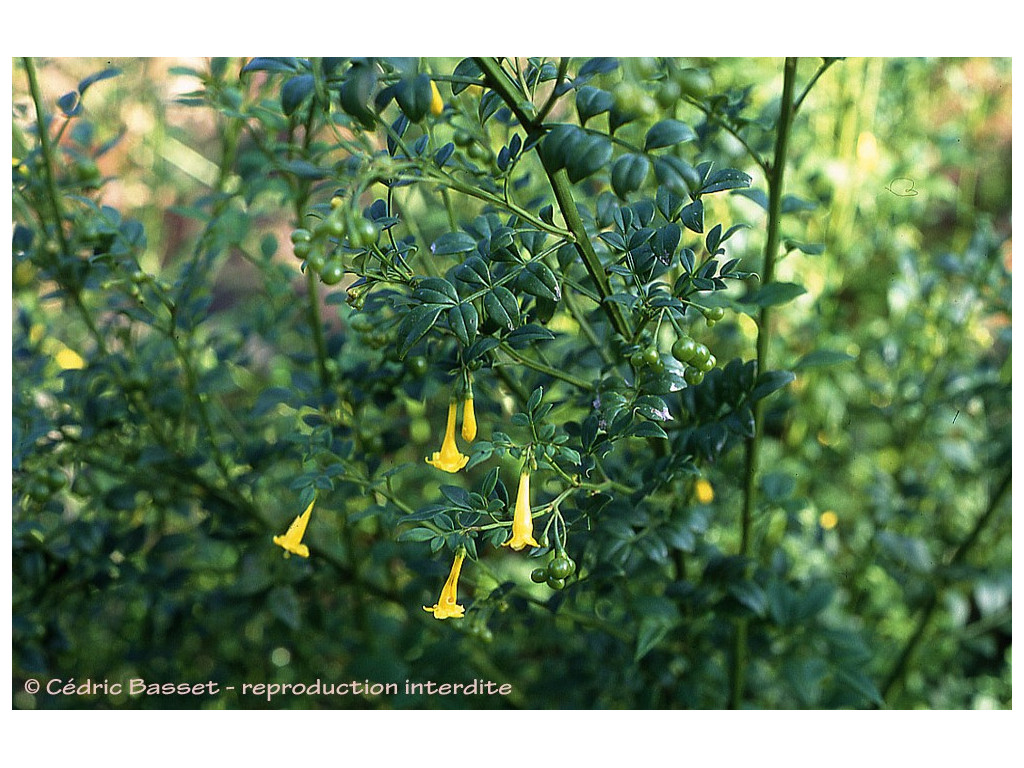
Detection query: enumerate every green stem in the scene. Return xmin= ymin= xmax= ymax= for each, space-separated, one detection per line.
xmin=473 ymin=56 xmax=632 ymax=341
xmin=729 ymin=57 xmax=798 ymax=711
xmin=22 ymin=57 xmax=70 ymax=257
xmin=499 ymin=343 xmax=593 ymax=391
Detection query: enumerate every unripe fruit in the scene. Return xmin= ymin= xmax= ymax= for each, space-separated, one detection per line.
xmin=684 ymin=367 xmax=705 ymax=386
xmin=699 ymin=353 xmax=717 ymax=373
xmin=546 ymin=575 xmax=566 ymax=590
xmin=548 ymin=556 xmax=575 ymax=580
xmin=656 ymin=80 xmax=682 ymax=108
xmin=320 ymin=260 xmax=344 ymax=285
xmin=674 ymin=68 xmax=713 ymax=99
xmin=671 ymin=335 xmax=697 ymax=363
xmin=321 ymin=215 xmax=347 ymax=239
xmin=290 ymin=228 xmax=313 ymax=244
xmin=531 ymin=568 xmax=548 ymax=584
xmin=691 ymin=343 xmax=711 ymax=368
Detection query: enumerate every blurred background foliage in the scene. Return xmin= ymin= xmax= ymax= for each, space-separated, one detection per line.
xmin=12 ymin=57 xmax=1011 ymax=709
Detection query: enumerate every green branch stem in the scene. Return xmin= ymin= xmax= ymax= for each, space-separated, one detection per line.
xmin=729 ymin=57 xmax=798 ymax=711
xmin=23 ymin=57 xmax=70 ymax=257
xmin=474 ymin=57 xmax=633 ymax=341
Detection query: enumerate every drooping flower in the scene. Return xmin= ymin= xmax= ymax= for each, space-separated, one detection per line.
xmin=423 ymin=549 xmax=466 ymax=620
xmin=425 ymin=400 xmax=469 ymax=473
xmin=462 ymin=396 xmax=477 ymax=443
xmin=503 ymin=470 xmax=539 ymax=551
xmin=273 ymin=499 xmax=315 ymax=558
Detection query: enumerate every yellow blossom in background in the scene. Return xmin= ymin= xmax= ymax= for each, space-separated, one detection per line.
xmin=462 ymin=396 xmax=477 ymax=442
xmin=503 ymin=471 xmax=539 ymax=551
xmin=426 ymin=400 xmax=469 ymax=473
xmin=423 ymin=550 xmax=466 ymax=620
xmin=273 ymin=499 xmax=315 ymax=558
xmin=55 ymin=346 xmax=86 ymax=370
xmin=695 ymin=478 xmax=714 ymax=505
xmin=429 ymin=81 xmax=444 ymax=117
xmin=820 ymin=511 xmax=839 ymax=531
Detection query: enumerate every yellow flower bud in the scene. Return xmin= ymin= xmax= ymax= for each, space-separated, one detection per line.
xmin=462 ymin=396 xmax=477 ymax=442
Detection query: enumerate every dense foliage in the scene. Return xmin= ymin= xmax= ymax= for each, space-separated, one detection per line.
xmin=12 ymin=56 xmax=1011 ymax=709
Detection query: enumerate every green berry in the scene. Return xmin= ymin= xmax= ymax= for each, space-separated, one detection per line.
xmin=305 ymin=252 xmax=326 ymax=273
xmin=292 ymin=240 xmax=312 ymax=260
xmin=671 ymin=335 xmax=697 ymax=363
xmin=320 ymin=260 xmax=344 ymax=285
xmin=290 ymin=228 xmax=313 ymax=244
xmin=684 ymin=367 xmax=705 ymax=386
xmin=351 ymin=218 xmax=378 ymax=248
xmin=548 ymin=556 xmax=575 ymax=580
xmin=546 ymin=575 xmax=566 ymax=590
xmin=531 ymin=568 xmax=548 ymax=584
xmin=656 ymin=80 xmax=682 ymax=108
xmin=699 ymin=353 xmax=717 ymax=373
xmin=691 ymin=343 xmax=711 ymax=368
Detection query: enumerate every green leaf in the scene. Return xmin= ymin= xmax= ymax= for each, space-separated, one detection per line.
xmin=78 ymin=67 xmax=122 ymax=95
xmin=644 ymin=119 xmax=697 ymax=151
xmin=267 ymin=586 xmax=300 ymax=630
xmin=653 ymin=155 xmax=697 ymax=197
xmin=455 ymin=256 xmax=490 ymax=288
xmin=699 ymin=168 xmax=752 ymax=194
xmin=431 ymin=231 xmax=478 ymax=256
xmin=241 ymin=57 xmax=301 ymax=75
xmin=634 ymin=616 xmax=672 ymax=662
xmin=750 ymin=370 xmax=795 ymax=402
xmin=566 ymin=132 xmax=613 ymax=184
xmin=413 ymin=277 xmax=459 ymax=306
xmin=626 ymin=421 xmax=668 ymax=439
xmin=483 ymin=286 xmax=520 ymax=330
xmin=611 ymin=154 xmax=650 ymax=198
xmin=729 ymin=581 xmax=768 ymax=617
xmin=395 ymin=73 xmax=433 ymax=122
xmin=835 ymin=669 xmax=884 ymax=708
xmin=447 ymin=303 xmax=479 ymax=347
xmin=338 ymin=62 xmax=378 ymax=129
xmin=451 ymin=59 xmax=483 ymax=95
xmin=785 ymin=239 xmax=826 ymax=255
xmin=575 ymin=86 xmax=613 ymax=126
xmin=506 ymin=325 xmax=555 ymax=346
xmin=281 ymin=74 xmax=314 ymax=116
xmin=743 ymin=281 xmax=806 ymax=308
xmin=793 ymin=350 xmax=855 ymax=370
xmin=396 ymin=527 xmax=436 ymax=543
xmin=279 ymin=159 xmax=327 ymax=179
xmin=518 ymin=261 xmax=561 ymax=301
xmin=680 ymin=200 xmax=703 ymax=234
xmin=539 ymin=124 xmax=578 ymax=171
xmin=397 ymin=305 xmax=444 ymax=358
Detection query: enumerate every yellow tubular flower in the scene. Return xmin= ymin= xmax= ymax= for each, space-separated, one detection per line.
xmin=429 ymin=81 xmax=444 ymax=117
xmin=423 ymin=550 xmax=466 ymax=620
xmin=462 ymin=396 xmax=477 ymax=443
xmin=503 ymin=470 xmax=539 ymax=551
xmin=273 ymin=500 xmax=315 ymax=558
xmin=426 ymin=401 xmax=469 ymax=473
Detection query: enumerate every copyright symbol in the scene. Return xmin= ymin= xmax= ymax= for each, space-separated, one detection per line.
xmin=24 ymin=679 xmax=40 ymax=694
